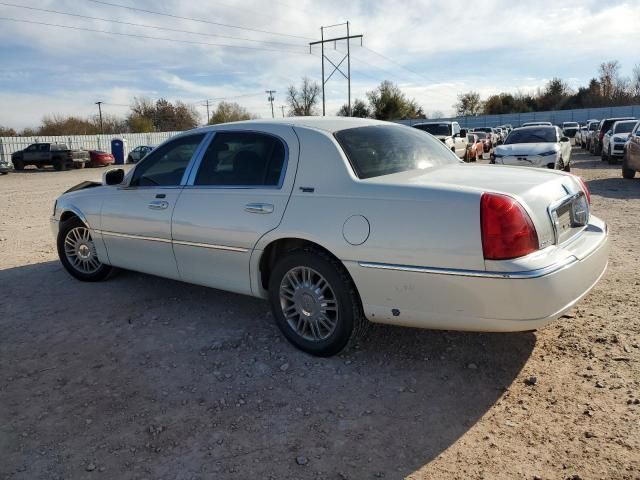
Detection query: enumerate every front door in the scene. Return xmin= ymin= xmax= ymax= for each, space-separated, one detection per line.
xmin=99 ymin=133 xmax=207 ymax=279
xmin=172 ymin=127 xmax=299 ymax=295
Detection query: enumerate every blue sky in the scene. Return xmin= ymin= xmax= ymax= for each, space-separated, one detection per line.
xmin=0 ymin=0 xmax=639 ymax=129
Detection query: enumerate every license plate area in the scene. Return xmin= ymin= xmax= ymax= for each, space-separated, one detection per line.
xmin=548 ymin=192 xmax=589 ymax=244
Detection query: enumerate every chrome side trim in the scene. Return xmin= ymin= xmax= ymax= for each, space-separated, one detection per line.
xmin=358 ymin=255 xmax=578 ymax=279
xmin=95 ymin=230 xmax=172 ymax=244
xmin=93 ymin=229 xmax=248 ymax=253
xmin=172 ymin=239 xmax=249 ymax=253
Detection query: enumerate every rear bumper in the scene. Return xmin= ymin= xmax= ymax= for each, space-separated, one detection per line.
xmin=345 ymin=216 xmax=608 ymax=332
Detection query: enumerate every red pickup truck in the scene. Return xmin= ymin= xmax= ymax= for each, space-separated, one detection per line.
xmin=11 ymin=143 xmax=90 ymax=171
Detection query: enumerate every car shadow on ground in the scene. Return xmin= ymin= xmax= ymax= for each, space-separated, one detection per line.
xmin=1 ymin=261 xmax=535 ymax=479
xmin=586 ymin=176 xmax=640 ymax=199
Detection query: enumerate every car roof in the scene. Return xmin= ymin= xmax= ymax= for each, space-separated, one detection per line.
xmin=513 ymin=125 xmax=556 ymax=130
xmin=190 ymin=116 xmax=394 ymax=134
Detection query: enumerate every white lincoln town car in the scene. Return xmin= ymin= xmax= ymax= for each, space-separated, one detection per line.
xmin=52 ymin=118 xmax=609 ymax=356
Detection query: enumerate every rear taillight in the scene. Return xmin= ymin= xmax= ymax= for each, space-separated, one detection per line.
xmin=576 ymin=176 xmax=590 ymax=204
xmin=480 ymin=193 xmax=539 ymax=260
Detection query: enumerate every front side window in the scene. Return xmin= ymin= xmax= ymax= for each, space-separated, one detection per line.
xmin=130 ymin=134 xmax=205 ymax=187
xmin=194 ymin=132 xmax=286 ymax=187
xmin=335 ymin=125 xmax=459 ymax=180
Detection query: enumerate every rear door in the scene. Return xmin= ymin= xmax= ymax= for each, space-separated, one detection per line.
xmin=172 ymin=126 xmax=299 ymax=295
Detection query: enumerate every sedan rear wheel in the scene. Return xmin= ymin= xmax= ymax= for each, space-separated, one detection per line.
xmin=57 ymin=217 xmax=112 ymax=281
xmin=268 ymin=248 xmax=367 ymax=356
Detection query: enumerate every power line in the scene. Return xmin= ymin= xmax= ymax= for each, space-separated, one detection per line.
xmin=0 ymin=16 xmax=310 ymax=55
xmin=86 ymin=0 xmax=313 ymax=41
xmin=0 ymin=2 xmax=304 ymax=49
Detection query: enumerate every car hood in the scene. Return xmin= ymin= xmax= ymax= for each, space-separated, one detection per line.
xmin=495 ymin=143 xmax=560 ymax=156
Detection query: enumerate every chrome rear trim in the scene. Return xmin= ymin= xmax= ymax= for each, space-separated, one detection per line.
xmin=358 ymin=255 xmax=578 ymax=279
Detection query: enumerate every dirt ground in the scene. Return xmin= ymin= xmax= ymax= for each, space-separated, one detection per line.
xmin=1 ymin=148 xmax=638 ymax=480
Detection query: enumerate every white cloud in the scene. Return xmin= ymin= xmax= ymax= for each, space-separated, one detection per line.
xmin=0 ymin=0 xmax=639 ymax=128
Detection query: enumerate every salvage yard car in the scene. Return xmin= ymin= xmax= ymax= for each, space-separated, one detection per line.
xmin=11 ymin=142 xmax=89 ymax=171
xmin=0 ymin=155 xmax=10 ymax=175
xmin=601 ymin=119 xmax=638 ymax=164
xmin=412 ymin=121 xmax=468 ymax=159
xmin=88 ymin=150 xmax=115 ymax=168
xmin=622 ymin=120 xmax=640 ymax=179
xmin=51 ymin=118 xmax=609 ymax=356
xmin=493 ymin=125 xmax=572 ymax=171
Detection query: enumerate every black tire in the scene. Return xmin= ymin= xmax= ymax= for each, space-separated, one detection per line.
xmin=607 ymin=149 xmax=617 ymax=165
xmin=73 ymin=162 xmax=86 ymax=169
xmin=563 ymin=162 xmax=571 ymax=172
xmin=268 ymin=248 xmax=367 ymax=357
xmin=53 ymin=159 xmax=66 ymax=171
xmin=0 ymin=171 xmax=8 ymax=175
xmin=622 ymin=164 xmax=636 ymax=179
xmin=57 ymin=216 xmax=113 ymax=282
xmin=13 ymin=159 xmax=24 ymax=170
xmin=601 ymin=148 xmax=607 ymax=162
xmin=126 ymin=155 xmax=133 ymax=164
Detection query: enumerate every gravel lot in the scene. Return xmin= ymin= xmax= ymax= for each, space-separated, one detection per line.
xmin=1 ymin=149 xmax=638 ymax=480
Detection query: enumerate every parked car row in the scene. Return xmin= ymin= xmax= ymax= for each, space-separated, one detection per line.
xmin=0 ymin=143 xmax=156 ymax=174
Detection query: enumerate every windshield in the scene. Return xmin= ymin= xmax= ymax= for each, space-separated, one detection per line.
xmin=474 ymin=132 xmax=487 ymax=139
xmin=474 ymin=127 xmax=492 ymax=133
xmin=613 ymin=121 xmax=637 ymax=134
xmin=505 ymin=128 xmax=557 ymax=144
xmin=589 ymin=123 xmax=599 ymax=131
xmin=412 ymin=123 xmax=452 ymax=136
xmin=335 ymin=125 xmax=459 ymax=179
xmin=563 ymin=123 xmax=579 ymax=128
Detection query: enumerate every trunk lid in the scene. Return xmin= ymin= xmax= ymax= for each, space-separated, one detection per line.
xmin=365 ymin=164 xmax=588 ymax=251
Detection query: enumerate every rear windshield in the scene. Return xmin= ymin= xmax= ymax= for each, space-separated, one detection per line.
xmin=563 ymin=123 xmax=579 ymax=128
xmin=474 ymin=131 xmax=487 ymax=139
xmin=473 ymin=127 xmax=492 ymax=133
xmin=412 ymin=123 xmax=452 ymax=136
xmin=613 ymin=121 xmax=637 ymax=134
xmin=335 ymin=125 xmax=459 ymax=179
xmin=505 ymin=128 xmax=557 ymax=144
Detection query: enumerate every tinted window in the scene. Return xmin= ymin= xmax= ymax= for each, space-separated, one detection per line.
xmin=51 ymin=144 xmax=68 ymax=151
xmin=131 ymin=134 xmax=204 ymax=187
xmin=473 ymin=127 xmax=492 ymax=133
xmin=474 ymin=132 xmax=487 ymax=139
xmin=195 ymin=132 xmax=286 ymax=186
xmin=505 ymin=128 xmax=557 ymax=144
xmin=38 ymin=144 xmax=50 ymax=152
xmin=413 ymin=124 xmax=452 ymax=136
xmin=335 ymin=125 xmax=459 ymax=180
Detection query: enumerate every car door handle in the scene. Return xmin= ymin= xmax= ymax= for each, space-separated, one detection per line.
xmin=148 ymin=200 xmax=169 ymax=210
xmin=245 ymin=203 xmax=274 ymax=214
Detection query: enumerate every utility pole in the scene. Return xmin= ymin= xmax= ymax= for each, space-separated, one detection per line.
xmin=202 ymin=99 xmax=210 ymax=123
xmin=95 ymin=101 xmax=104 ymax=134
xmin=266 ymin=90 xmax=276 ymax=118
xmin=280 ymin=105 xmax=286 ymax=118
xmin=309 ymin=22 xmax=362 ymax=116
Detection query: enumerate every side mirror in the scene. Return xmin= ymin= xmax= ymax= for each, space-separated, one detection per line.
xmin=460 ymin=128 xmax=468 ymax=137
xmin=606 ymin=130 xmax=613 ymax=136
xmin=103 ymin=168 xmax=125 ymax=186
xmin=560 ymin=136 xmax=570 ymax=143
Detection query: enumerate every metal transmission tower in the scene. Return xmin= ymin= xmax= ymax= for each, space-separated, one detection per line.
xmin=266 ymin=90 xmax=276 ymax=118
xmin=309 ymin=22 xmax=362 ymax=116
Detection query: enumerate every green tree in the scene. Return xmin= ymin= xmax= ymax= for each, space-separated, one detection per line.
xmin=287 ymin=77 xmax=321 ymax=116
xmin=366 ymin=81 xmax=423 ymax=120
xmin=336 ymin=99 xmax=371 ymax=118
xmin=208 ymin=101 xmax=256 ymax=124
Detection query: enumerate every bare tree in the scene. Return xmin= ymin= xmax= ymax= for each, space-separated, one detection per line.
xmin=632 ymin=64 xmax=640 ymax=98
xmin=598 ymin=60 xmax=621 ymax=100
xmin=287 ymin=77 xmax=321 ymax=116
xmin=454 ymin=91 xmax=483 ymax=116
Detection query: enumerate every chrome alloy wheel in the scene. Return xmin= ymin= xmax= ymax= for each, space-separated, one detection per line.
xmin=63 ymin=226 xmax=101 ymax=274
xmin=279 ymin=266 xmax=338 ymax=341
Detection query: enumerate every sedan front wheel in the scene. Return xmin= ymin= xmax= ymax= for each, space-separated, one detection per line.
xmin=57 ymin=217 xmax=112 ymax=281
xmin=268 ymin=248 xmax=367 ymax=357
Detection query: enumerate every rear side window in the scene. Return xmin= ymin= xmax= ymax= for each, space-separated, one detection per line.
xmin=131 ymin=134 xmax=205 ymax=187
xmin=194 ymin=132 xmax=286 ymax=187
xmin=335 ymin=125 xmax=459 ymax=180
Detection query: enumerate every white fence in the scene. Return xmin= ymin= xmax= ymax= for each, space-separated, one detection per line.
xmin=0 ymin=131 xmax=181 ymax=162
